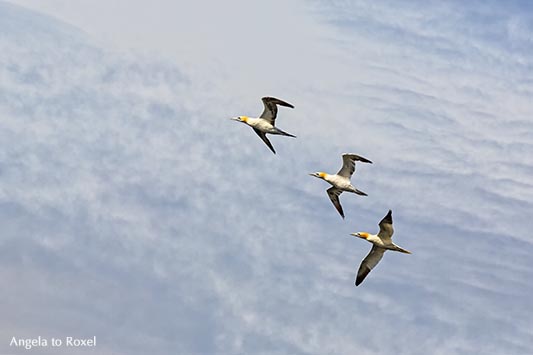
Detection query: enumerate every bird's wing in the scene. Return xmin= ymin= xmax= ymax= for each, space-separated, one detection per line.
xmin=253 ymin=128 xmax=276 ymax=154
xmin=327 ymin=187 xmax=344 ymax=218
xmin=356 ymin=246 xmax=386 ymax=286
xmin=337 ymin=153 xmax=373 ymax=178
xmin=259 ymin=97 xmax=294 ymax=125
xmin=377 ymin=209 xmax=394 ymax=243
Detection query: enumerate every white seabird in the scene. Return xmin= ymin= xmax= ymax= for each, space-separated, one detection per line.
xmin=350 ymin=210 xmax=411 ymax=286
xmin=309 ymin=153 xmax=372 ymax=218
xmin=231 ymin=96 xmax=296 ymax=154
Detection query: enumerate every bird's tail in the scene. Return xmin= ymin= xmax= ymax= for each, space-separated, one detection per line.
xmin=393 ymin=245 xmax=412 ymax=254
xmin=275 ymin=128 xmax=296 ymax=138
xmin=354 ymin=189 xmax=367 ymax=196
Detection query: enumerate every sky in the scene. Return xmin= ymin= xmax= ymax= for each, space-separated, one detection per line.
xmin=1 ymin=1 xmax=533 ymax=354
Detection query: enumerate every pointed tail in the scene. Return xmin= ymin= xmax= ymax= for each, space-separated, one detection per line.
xmin=275 ymin=128 xmax=296 ymax=138
xmin=393 ymin=245 xmax=412 ymax=254
xmin=354 ymin=189 xmax=367 ymax=196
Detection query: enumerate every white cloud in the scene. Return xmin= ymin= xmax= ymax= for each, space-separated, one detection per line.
xmin=1 ymin=1 xmax=533 ymax=354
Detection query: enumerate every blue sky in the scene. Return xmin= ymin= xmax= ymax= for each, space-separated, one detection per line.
xmin=1 ymin=1 xmax=533 ymax=354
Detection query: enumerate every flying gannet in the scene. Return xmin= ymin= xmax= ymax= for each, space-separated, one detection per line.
xmin=309 ymin=153 xmax=372 ymax=218
xmin=351 ymin=210 xmax=411 ymax=286
xmin=231 ymin=97 xmax=295 ymax=154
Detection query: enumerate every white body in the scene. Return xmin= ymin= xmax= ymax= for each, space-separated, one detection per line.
xmin=322 ymin=173 xmax=357 ymax=192
xmin=364 ymin=233 xmax=402 ymax=251
xmin=243 ymin=117 xmax=280 ymax=134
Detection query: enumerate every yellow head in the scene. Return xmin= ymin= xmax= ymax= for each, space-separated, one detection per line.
xmin=350 ymin=232 xmax=369 ymax=239
xmin=230 ymin=116 xmax=249 ymax=123
xmin=309 ymin=172 xmax=327 ymax=179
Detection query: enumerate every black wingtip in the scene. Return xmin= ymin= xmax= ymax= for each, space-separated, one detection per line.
xmin=357 ymin=155 xmax=372 ymax=164
xmin=282 ymin=102 xmax=295 ymax=109
xmin=262 ymin=96 xmax=294 ymax=109
xmin=382 ymin=210 xmax=393 ymax=223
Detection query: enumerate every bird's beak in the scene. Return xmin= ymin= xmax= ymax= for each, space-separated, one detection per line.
xmin=309 ymin=173 xmax=317 ymax=177
xmin=230 ymin=117 xmax=238 ymax=121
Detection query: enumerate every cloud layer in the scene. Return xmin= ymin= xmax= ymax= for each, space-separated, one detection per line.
xmin=1 ymin=1 xmax=533 ymax=354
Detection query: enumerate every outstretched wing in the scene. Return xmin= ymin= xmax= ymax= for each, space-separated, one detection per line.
xmin=356 ymin=246 xmax=386 ymax=286
xmin=253 ymin=128 xmax=276 ymax=154
xmin=326 ymin=187 xmax=344 ymax=218
xmin=377 ymin=209 xmax=394 ymax=243
xmin=260 ymin=97 xmax=294 ymax=125
xmin=337 ymin=153 xmax=373 ymax=178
